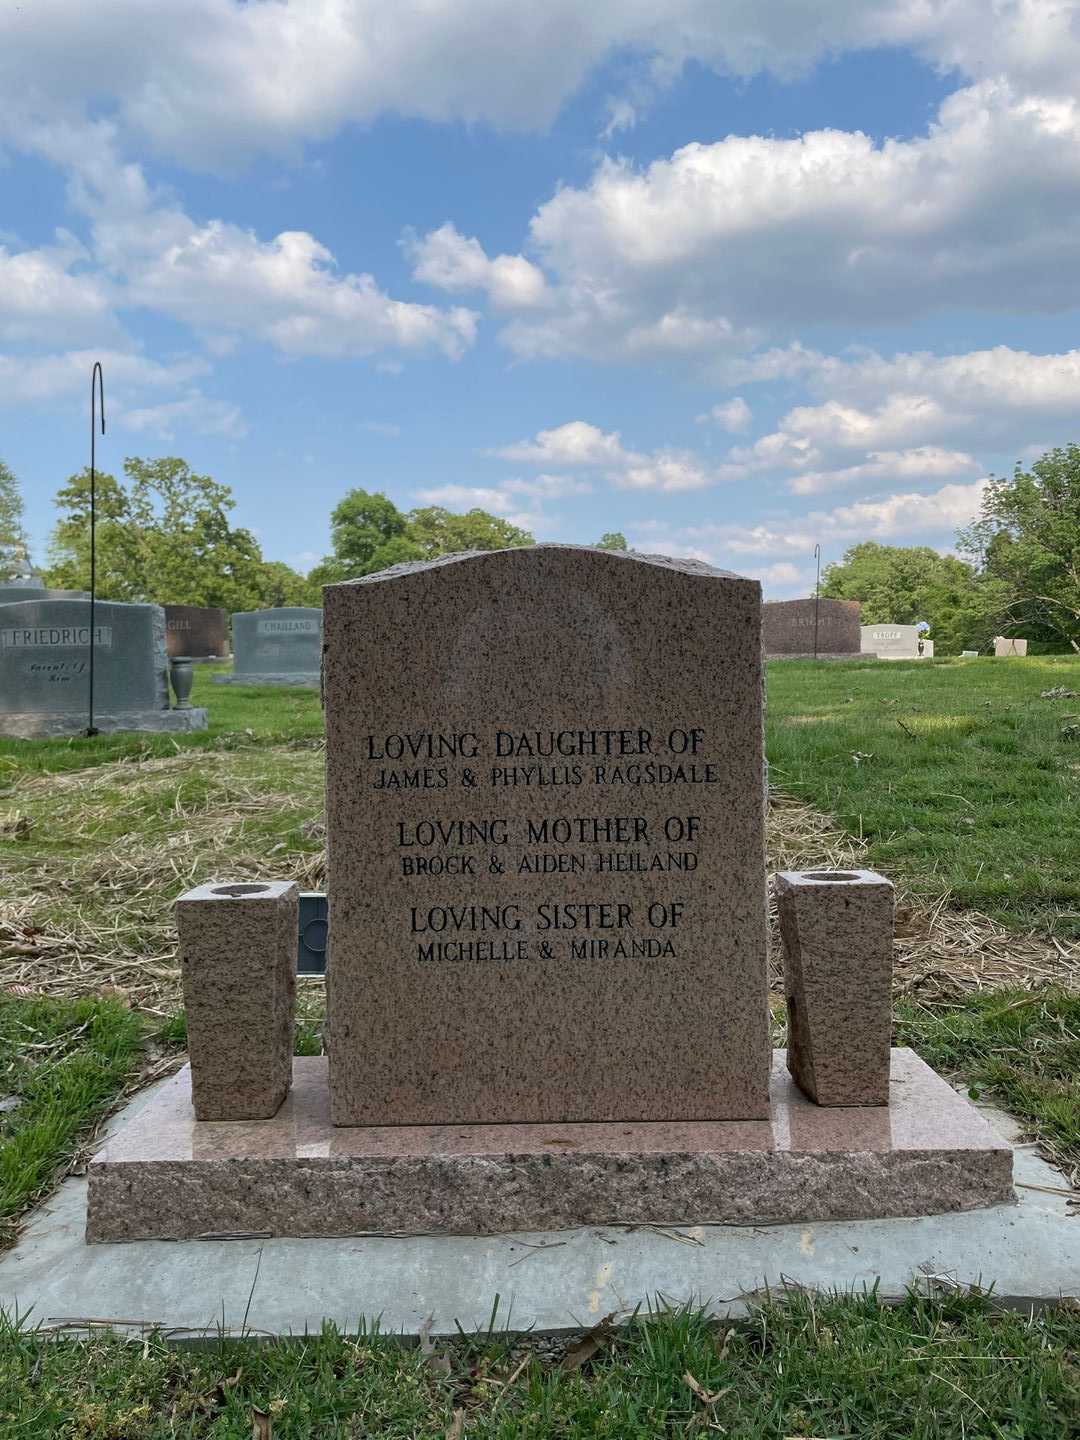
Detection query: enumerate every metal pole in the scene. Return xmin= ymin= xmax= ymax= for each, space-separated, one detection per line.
xmin=87 ymin=363 xmax=105 ymax=738
xmin=813 ymin=543 xmax=821 ymax=660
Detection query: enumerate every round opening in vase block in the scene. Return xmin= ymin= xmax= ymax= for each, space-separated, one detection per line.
xmin=211 ymin=883 xmax=272 ymax=897
xmin=803 ymin=870 xmax=860 ymax=882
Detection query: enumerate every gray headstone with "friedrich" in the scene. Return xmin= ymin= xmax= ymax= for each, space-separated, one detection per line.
xmin=0 ymin=598 xmax=207 ymax=737
xmin=324 ymin=546 xmax=771 ymax=1127
xmin=216 ymin=608 xmax=322 ymax=686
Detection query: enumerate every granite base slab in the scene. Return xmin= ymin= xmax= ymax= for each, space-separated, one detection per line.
xmin=0 ymin=708 xmax=208 ymax=739
xmin=87 ymin=1051 xmax=1012 ymax=1242
xmin=212 ymin=672 xmax=320 ymax=688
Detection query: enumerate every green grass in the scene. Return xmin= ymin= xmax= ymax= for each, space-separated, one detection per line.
xmin=0 ymin=995 xmax=145 ymax=1243
xmin=0 ymin=1291 xmax=1077 ymax=1438
xmin=896 ymin=985 xmax=1080 ymax=1183
xmin=0 ymin=665 xmax=323 ymax=780
xmin=765 ymin=655 xmax=1080 ymax=936
xmin=1 ymin=667 xmax=1079 ymax=1428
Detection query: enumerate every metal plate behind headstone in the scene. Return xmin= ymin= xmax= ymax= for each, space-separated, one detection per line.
xmin=298 ymin=892 xmax=328 ymax=975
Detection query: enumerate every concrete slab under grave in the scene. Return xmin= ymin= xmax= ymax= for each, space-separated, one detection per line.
xmin=2 ymin=1061 xmax=1074 ymax=1342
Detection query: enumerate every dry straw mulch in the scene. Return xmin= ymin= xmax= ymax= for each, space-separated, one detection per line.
xmin=0 ymin=749 xmax=1076 ymax=1014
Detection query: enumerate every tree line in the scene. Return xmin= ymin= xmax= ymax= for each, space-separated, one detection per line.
xmin=1 ymin=444 xmax=1077 ymax=653
xmin=823 ymin=445 xmax=1080 ymax=653
xmin=0 ymin=457 xmax=628 ymax=613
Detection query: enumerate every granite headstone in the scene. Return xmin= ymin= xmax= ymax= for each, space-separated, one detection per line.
xmin=323 ymin=546 xmax=771 ymax=1126
xmin=165 ymin=604 xmax=229 ymax=661
xmin=0 ymin=582 xmax=89 ymax=606
xmin=994 ymin=636 xmax=1028 ymax=657
xmin=215 ymin=607 xmax=322 ymax=686
xmin=763 ymin=598 xmax=861 ymax=658
xmin=0 ymin=598 xmax=207 ymax=737
xmin=860 ymin=624 xmax=933 ymax=659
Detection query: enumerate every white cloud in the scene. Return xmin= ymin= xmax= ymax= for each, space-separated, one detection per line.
xmin=119 ymin=394 xmax=248 ymax=441
xmin=430 ymin=80 xmax=1080 ymax=363
xmin=494 ymin=421 xmax=629 ymax=467
xmin=494 ymin=419 xmax=721 ymax=493
xmin=0 ymin=345 xmax=247 ymax=439
xmin=0 ymin=348 xmax=205 ymax=406
xmin=786 ymin=446 xmax=981 ymax=496
xmin=698 ymin=397 xmax=751 ymax=431
xmin=116 ymin=219 xmax=478 ymax=361
xmin=359 ymin=420 xmax=402 ymax=437
xmin=821 ymin=479 xmax=991 ymax=539
xmin=631 ymin=477 xmax=990 ymax=575
xmin=413 ymin=484 xmax=545 ymax=534
xmin=2 ymin=2 xmax=1077 ymax=167
xmin=0 ymin=236 xmax=114 ymax=343
xmin=12 ymin=120 xmax=479 ymax=365
xmin=619 ymin=454 xmax=712 ymax=492
xmin=719 ymin=343 xmax=1080 ymax=493
xmin=406 ymin=224 xmax=547 ymax=310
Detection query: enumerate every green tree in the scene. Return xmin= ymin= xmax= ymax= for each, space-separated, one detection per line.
xmin=821 ymin=541 xmax=1006 ymax=654
xmin=327 ymin=490 xmax=418 ymax=575
xmin=314 ymin=489 xmax=534 ymax=580
xmin=405 ymin=505 xmax=533 ymax=558
xmin=0 ymin=460 xmax=30 ymax=578
xmin=595 ymin=532 xmax=628 ymax=551
xmin=45 ymin=457 xmax=293 ymax=612
xmin=958 ymin=445 xmax=1080 ymax=652
xmin=257 ymin=559 xmax=320 ymax=608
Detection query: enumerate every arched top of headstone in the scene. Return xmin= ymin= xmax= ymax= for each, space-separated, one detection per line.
xmin=334 ymin=544 xmax=747 ymax=588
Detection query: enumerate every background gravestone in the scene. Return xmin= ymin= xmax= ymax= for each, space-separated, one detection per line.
xmin=215 ymin=608 xmax=322 ymax=687
xmin=165 ymin=605 xmax=229 ymax=661
xmin=324 ymin=546 xmax=771 ymax=1127
xmin=763 ymin=598 xmax=861 ymax=657
xmin=0 ymin=599 xmax=207 ymax=737
xmin=994 ymin=637 xmax=1028 ymax=657
xmin=860 ymin=624 xmax=932 ymax=659
xmin=0 ymin=580 xmax=89 ymax=605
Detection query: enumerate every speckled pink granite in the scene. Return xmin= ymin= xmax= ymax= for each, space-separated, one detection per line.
xmin=176 ymin=879 xmax=297 ymax=1120
xmin=322 ymin=547 xmax=771 ymax=1126
xmin=85 ymin=1050 xmax=1013 ymax=1242
xmin=776 ymin=868 xmax=894 ymax=1106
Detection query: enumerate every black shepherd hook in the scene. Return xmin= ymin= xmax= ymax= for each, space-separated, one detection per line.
xmin=813 ymin=542 xmax=822 ymax=661
xmin=87 ymin=362 xmax=105 ymax=737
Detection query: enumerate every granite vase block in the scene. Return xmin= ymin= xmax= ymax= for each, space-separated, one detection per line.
xmin=176 ymin=880 xmax=298 ymax=1120
xmin=776 ymin=868 xmax=894 ymax=1106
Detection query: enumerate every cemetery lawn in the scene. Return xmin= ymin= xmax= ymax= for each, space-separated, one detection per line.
xmin=0 ymin=994 xmax=150 ymax=1245
xmin=766 ymin=654 xmax=1080 ymax=938
xmin=1 ymin=667 xmax=1080 ymax=1425
xmin=1 ymin=1289 xmax=1078 ymax=1438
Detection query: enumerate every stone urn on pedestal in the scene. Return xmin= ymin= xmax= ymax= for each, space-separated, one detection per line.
xmin=169 ymin=657 xmax=194 ymax=710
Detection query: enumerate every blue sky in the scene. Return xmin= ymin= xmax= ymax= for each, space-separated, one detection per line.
xmin=3 ymin=1 xmax=1080 ymax=596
